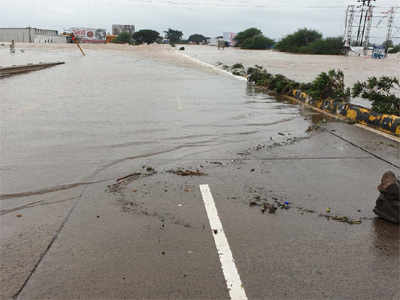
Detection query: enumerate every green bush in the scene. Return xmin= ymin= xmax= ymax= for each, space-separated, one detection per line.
xmin=240 ymin=34 xmax=275 ymax=50
xmin=299 ymin=37 xmax=344 ymax=55
xmin=388 ymin=44 xmax=400 ymax=54
xmin=234 ymin=28 xmax=275 ymax=50
xmin=275 ymin=28 xmax=322 ymax=53
xmin=234 ymin=28 xmax=262 ymax=47
xmin=132 ymin=30 xmax=160 ymax=44
xmin=307 ymin=70 xmax=350 ymax=101
xmin=112 ymin=32 xmax=132 ymax=44
xmin=246 ymin=66 xmax=350 ymax=102
xmin=188 ymin=34 xmax=207 ymax=44
xmin=352 ymin=77 xmax=400 ymax=116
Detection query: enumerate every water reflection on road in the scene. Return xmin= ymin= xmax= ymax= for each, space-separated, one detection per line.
xmin=0 ymin=46 xmax=308 ymax=195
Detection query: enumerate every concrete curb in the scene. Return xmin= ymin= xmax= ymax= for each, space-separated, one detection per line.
xmin=290 ymin=89 xmax=400 ymax=139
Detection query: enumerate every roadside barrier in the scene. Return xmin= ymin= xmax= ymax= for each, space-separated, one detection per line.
xmin=291 ymin=89 xmax=400 ymax=137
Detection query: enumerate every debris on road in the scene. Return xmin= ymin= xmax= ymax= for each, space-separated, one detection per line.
xmin=209 ymin=161 xmax=223 ymax=166
xmin=319 ymin=214 xmax=362 ymax=225
xmin=261 ymin=203 xmax=277 ymax=214
xmin=167 ymin=168 xmax=207 ymax=176
xmin=108 ymin=168 xmax=157 ymax=193
xmin=116 ymin=172 xmax=142 ymax=183
xmin=254 ymin=144 xmax=265 ymax=150
xmin=296 ymin=207 xmax=316 ymax=213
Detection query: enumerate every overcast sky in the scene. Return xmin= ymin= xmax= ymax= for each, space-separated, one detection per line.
xmin=1 ymin=0 xmax=399 ymax=40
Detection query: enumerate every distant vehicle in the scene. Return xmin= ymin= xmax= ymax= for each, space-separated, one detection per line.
xmin=372 ymin=46 xmax=385 ymax=59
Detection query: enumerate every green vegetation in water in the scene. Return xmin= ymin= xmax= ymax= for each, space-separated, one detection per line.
xmin=112 ymin=32 xmax=133 ymax=44
xmin=234 ymin=28 xmax=275 ymax=50
xmin=244 ymin=65 xmax=399 ymax=115
xmin=275 ymin=28 xmax=344 ymax=55
xmin=352 ymin=77 xmax=400 ymax=116
xmin=188 ymin=34 xmax=207 ymax=44
xmin=388 ymin=44 xmax=400 ymax=54
xmin=164 ymin=28 xmax=183 ymax=45
xmin=246 ymin=65 xmax=349 ymax=102
xmin=132 ymin=30 xmax=161 ymax=45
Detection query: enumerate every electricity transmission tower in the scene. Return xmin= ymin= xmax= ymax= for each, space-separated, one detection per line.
xmin=344 ymin=5 xmax=356 ymax=47
xmin=355 ymin=0 xmax=376 ymax=47
xmin=385 ymin=7 xmax=395 ymax=50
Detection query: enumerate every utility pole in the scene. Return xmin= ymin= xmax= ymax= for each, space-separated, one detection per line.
xmin=344 ymin=5 xmax=356 ymax=50
xmin=356 ymin=0 xmax=376 ymax=46
xmin=385 ymin=7 xmax=395 ymax=55
xmin=362 ymin=6 xmax=374 ymax=50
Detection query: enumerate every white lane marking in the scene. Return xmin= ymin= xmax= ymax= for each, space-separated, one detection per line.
xmin=199 ymin=184 xmax=248 ymax=300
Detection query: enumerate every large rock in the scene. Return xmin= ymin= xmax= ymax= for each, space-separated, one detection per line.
xmin=373 ymin=171 xmax=400 ymax=224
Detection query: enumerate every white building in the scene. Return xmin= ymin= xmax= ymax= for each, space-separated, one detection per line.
xmin=0 ymin=27 xmax=66 ymax=43
xmin=112 ymin=25 xmax=135 ymax=36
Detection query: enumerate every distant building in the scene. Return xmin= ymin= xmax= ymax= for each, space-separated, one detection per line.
xmin=112 ymin=25 xmax=135 ymax=36
xmin=69 ymin=27 xmax=107 ymax=43
xmin=0 ymin=27 xmax=66 ymax=43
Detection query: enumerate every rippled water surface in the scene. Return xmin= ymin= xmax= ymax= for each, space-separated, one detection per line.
xmin=0 ymin=45 xmax=309 ymax=194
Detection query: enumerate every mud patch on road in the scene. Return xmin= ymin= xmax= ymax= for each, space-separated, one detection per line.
xmin=167 ymin=168 xmax=207 ymax=176
xmin=106 ymin=166 xmax=157 ymax=193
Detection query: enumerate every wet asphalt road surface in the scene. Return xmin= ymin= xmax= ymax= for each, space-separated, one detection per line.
xmin=2 ymin=120 xmax=399 ymax=300
xmin=1 ymin=45 xmax=399 ymax=299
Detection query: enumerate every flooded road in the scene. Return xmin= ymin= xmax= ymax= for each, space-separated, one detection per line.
xmin=1 ymin=44 xmax=399 ymax=299
xmin=0 ymin=44 xmax=308 ymax=195
xmin=182 ymin=45 xmax=400 ymax=106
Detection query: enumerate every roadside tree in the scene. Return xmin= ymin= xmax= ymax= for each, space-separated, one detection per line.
xmin=112 ymin=32 xmax=132 ymax=44
xmin=234 ymin=28 xmax=262 ymax=47
xmin=234 ymin=28 xmax=274 ymax=50
xmin=165 ymin=28 xmax=183 ymax=45
xmin=352 ymin=77 xmax=400 ymax=116
xmin=132 ymin=30 xmax=160 ymax=44
xmin=188 ymin=34 xmax=207 ymax=44
xmin=275 ymin=28 xmax=322 ymax=53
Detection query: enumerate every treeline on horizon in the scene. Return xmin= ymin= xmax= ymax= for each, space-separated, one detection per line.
xmin=112 ymin=27 xmax=400 ymax=55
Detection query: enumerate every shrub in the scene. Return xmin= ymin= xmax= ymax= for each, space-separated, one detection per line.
xmin=388 ymin=44 xmax=400 ymax=54
xmin=275 ymin=28 xmax=322 ymax=53
xmin=234 ymin=28 xmax=275 ymax=50
xmin=132 ymin=30 xmax=160 ymax=44
xmin=112 ymin=32 xmax=132 ymax=44
xmin=299 ymin=37 xmax=344 ymax=55
xmin=240 ymin=35 xmax=275 ymax=50
xmin=246 ymin=66 xmax=350 ymax=102
xmin=307 ymin=70 xmax=350 ymax=101
xmin=234 ymin=28 xmax=262 ymax=47
xmin=352 ymin=77 xmax=400 ymax=116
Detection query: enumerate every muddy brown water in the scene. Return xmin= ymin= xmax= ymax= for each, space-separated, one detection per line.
xmin=0 ymin=44 xmax=310 ymax=196
xmin=182 ymin=45 xmax=400 ymax=107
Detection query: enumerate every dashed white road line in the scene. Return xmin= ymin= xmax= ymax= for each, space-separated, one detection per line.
xmin=199 ymin=184 xmax=248 ymax=300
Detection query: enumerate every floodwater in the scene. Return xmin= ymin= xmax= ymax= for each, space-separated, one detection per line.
xmin=182 ymin=45 xmax=400 ymax=106
xmin=0 ymin=44 xmax=309 ymax=195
